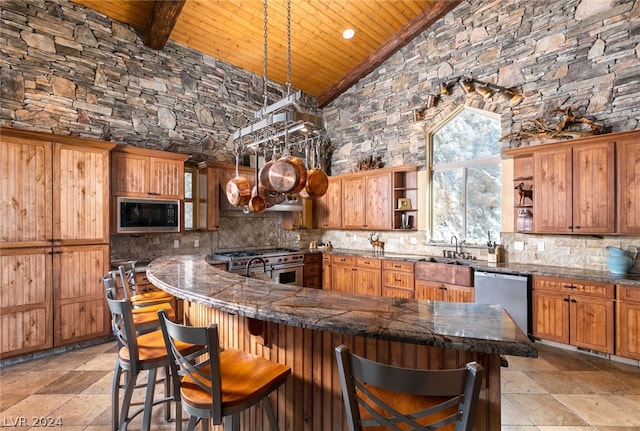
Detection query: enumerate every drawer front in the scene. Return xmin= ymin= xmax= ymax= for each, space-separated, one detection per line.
xmin=534 ymin=276 xmax=614 ymax=298
xmin=383 ymin=260 xmax=414 ymax=272
xmin=382 ymin=287 xmax=415 ymax=299
xmin=332 ymin=255 xmax=354 ymax=265
xmin=304 ymin=253 xmax=322 ymax=264
xmin=383 ymin=271 xmax=414 ymax=290
xmin=304 ymin=263 xmax=321 ymax=278
xmin=618 ymin=285 xmax=640 ymax=302
xmin=322 ymin=253 xmax=332 ymax=263
xmin=355 ymin=257 xmax=381 ymax=269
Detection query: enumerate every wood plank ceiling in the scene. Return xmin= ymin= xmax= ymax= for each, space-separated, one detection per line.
xmin=71 ymin=1 xmax=460 ymax=107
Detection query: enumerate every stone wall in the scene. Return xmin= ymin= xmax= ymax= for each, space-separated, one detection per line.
xmin=2 ymin=0 xmax=640 ymax=269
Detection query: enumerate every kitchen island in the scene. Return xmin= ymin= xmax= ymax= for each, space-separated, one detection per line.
xmin=147 ymin=254 xmax=537 ymax=431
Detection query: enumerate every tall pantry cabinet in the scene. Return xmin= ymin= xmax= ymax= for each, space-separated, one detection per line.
xmin=1 ymin=128 xmax=115 ymax=358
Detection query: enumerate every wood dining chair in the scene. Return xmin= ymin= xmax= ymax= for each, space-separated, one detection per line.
xmin=105 ymin=288 xmax=199 ymax=431
xmin=335 ymin=344 xmax=484 ymax=431
xmin=157 ymin=309 xmax=292 ymax=431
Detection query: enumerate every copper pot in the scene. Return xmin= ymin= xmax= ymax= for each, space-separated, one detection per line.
xmin=304 ymin=167 xmax=329 ymax=198
xmin=248 ymin=152 xmax=266 ymax=213
xmin=225 ymin=153 xmax=251 ymax=207
xmin=268 ymin=156 xmax=307 ymax=194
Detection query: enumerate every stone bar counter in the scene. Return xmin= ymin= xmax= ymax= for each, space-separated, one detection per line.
xmin=147 ymin=255 xmax=537 ymax=431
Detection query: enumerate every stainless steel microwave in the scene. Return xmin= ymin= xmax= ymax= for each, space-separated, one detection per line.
xmin=116 ymin=197 xmax=180 ymax=233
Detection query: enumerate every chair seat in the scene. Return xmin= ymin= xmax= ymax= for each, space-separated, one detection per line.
xmin=131 ymin=303 xmax=176 ymax=327
xmin=131 ymin=290 xmax=175 ymax=306
xmin=118 ymin=330 xmax=197 ymax=365
xmin=180 ymin=348 xmax=291 ymax=410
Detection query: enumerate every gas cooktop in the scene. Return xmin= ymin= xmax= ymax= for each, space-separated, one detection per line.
xmin=213 ymin=248 xmax=300 ymax=259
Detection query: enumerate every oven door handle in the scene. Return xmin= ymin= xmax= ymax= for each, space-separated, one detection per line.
xmin=272 ymin=263 xmax=305 ymax=270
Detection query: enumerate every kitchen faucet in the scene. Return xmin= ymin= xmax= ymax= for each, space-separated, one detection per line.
xmin=245 ymin=257 xmax=267 ymax=277
xmin=450 ymin=235 xmax=459 ymax=257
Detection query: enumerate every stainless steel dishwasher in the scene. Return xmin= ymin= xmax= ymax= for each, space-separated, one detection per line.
xmin=474 ymin=270 xmax=531 ymax=337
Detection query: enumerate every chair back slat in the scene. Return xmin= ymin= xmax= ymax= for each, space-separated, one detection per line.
xmin=335 ymin=344 xmax=484 ymax=431
xmin=105 ymin=288 xmax=141 ymax=374
xmin=118 ymin=262 xmax=137 ymax=298
xmin=158 ymin=309 xmax=223 ymax=424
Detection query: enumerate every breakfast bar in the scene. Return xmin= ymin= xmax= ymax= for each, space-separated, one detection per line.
xmin=147 ymin=255 xmax=537 ymax=431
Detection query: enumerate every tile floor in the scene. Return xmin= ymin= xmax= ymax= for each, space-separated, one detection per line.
xmin=1 ymin=341 xmax=639 ymax=430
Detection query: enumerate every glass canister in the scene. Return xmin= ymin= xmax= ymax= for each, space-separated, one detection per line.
xmin=517 ymin=209 xmax=533 ymax=232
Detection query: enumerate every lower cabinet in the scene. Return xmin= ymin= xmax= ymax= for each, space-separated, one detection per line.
xmin=1 ymin=245 xmax=111 ymax=357
xmin=532 ymin=276 xmax=614 ymax=354
xmin=616 ymin=285 xmax=640 ymax=360
xmin=330 ymin=255 xmax=381 ymax=296
xmin=415 ymin=281 xmax=474 ymax=302
xmin=322 ymin=253 xmax=332 ymax=290
xmin=303 ymin=253 xmax=322 ymax=288
xmin=381 ymin=260 xmax=415 ymax=298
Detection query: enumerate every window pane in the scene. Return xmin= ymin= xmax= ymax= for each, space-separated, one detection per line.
xmin=184 ymin=172 xmax=193 ymax=199
xmin=466 ymin=164 xmax=501 ymax=244
xmin=432 ymin=109 xmax=501 ymax=165
xmin=432 ymin=169 xmax=463 ymax=241
xmin=184 ymin=202 xmax=193 ymax=230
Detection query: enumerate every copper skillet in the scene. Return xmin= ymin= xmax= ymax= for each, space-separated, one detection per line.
xmin=225 ymin=152 xmax=251 ymax=207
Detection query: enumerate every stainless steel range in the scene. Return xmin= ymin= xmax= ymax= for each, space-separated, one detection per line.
xmin=211 ymin=248 xmax=305 ymax=286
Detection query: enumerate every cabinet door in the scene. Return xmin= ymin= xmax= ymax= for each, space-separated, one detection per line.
xmin=199 ymin=166 xmax=219 ymax=230
xmin=0 ymin=135 xmax=52 ymax=248
xmin=354 ymin=266 xmax=381 ymax=296
xmin=54 ymin=143 xmax=111 ymax=244
xmin=571 ymin=143 xmax=614 ymax=233
xmin=322 ymin=254 xmax=332 ymax=290
xmin=570 ymin=295 xmax=614 ymax=354
xmin=442 ymin=284 xmax=474 ymax=303
xmin=0 ymin=247 xmax=53 ymax=357
xmin=415 ymin=280 xmax=443 ymax=301
xmin=149 ymin=157 xmax=185 ymax=198
xmin=617 ymin=138 xmax=640 ymax=234
xmin=53 ymin=245 xmax=111 ymax=346
xmin=534 ymin=147 xmax=573 ymax=233
xmin=532 ymin=290 xmax=569 ymax=343
xmin=365 ymin=171 xmax=393 ymax=230
xmin=111 ymin=151 xmax=148 ymax=197
xmin=617 ymin=298 xmax=640 ymax=360
xmin=314 ymin=177 xmax=342 ymax=229
xmin=342 ymin=176 xmax=366 ymax=229
xmin=331 ymin=256 xmax=355 ymax=293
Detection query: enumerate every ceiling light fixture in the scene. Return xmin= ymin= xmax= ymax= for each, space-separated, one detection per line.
xmin=413 ymin=76 xmax=523 ymax=121
xmin=343 ymin=28 xmax=355 ymax=39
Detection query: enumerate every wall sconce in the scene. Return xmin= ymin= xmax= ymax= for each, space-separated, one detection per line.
xmin=413 ymin=75 xmax=523 ymax=121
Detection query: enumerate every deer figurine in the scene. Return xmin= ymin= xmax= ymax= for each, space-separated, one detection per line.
xmin=515 ymin=182 xmax=533 ymax=205
xmin=368 ymin=233 xmax=385 ymax=254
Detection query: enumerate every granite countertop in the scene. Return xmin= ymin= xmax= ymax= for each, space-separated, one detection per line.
xmin=316 ymin=248 xmax=640 ymax=286
xmin=147 ymin=255 xmax=537 ymax=358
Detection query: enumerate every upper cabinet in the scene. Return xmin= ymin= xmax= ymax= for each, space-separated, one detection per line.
xmin=505 ymin=130 xmax=640 ymax=235
xmin=314 ymin=176 xmax=342 ymax=229
xmin=616 ymin=135 xmax=640 ymax=234
xmin=337 ymin=165 xmax=417 ymax=231
xmin=111 ymin=145 xmax=189 ymax=199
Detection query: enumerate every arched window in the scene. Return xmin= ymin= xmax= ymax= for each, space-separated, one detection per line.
xmin=428 ymin=107 xmax=501 ymax=244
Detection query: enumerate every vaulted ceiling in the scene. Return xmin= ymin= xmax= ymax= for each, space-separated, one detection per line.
xmin=71 ymin=0 xmax=460 ymax=106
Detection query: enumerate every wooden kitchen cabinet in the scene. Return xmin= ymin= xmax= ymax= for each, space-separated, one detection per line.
xmin=198 ymin=161 xmax=220 ymax=230
xmin=532 ymin=276 xmax=614 ymax=354
xmin=415 ymin=280 xmax=475 ymax=303
xmin=111 ymin=145 xmax=189 ymax=199
xmin=342 ymin=171 xmax=392 ymax=230
xmin=322 ymin=253 xmax=332 ymax=290
xmin=314 ymin=176 xmax=342 ymax=229
xmin=616 ymin=285 xmax=640 ymax=360
xmin=0 ymin=128 xmax=114 ymax=357
xmin=534 ymin=141 xmax=614 ymax=234
xmin=381 ymin=260 xmax=415 ymax=298
xmin=303 ymin=253 xmax=322 ymax=288
xmin=616 ymin=133 xmax=640 ymax=234
xmin=330 ymin=255 xmax=381 ymax=296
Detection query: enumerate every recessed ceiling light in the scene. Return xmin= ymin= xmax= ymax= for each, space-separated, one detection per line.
xmin=342 ymin=28 xmax=355 ymax=40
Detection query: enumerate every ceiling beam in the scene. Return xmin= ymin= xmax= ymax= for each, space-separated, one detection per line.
xmin=143 ymin=0 xmax=186 ymax=50
xmin=317 ymin=1 xmax=462 ymax=108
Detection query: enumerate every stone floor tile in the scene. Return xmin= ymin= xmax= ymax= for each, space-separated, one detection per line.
xmin=502 ymin=370 xmax=549 ymax=394
xmin=553 ymin=394 xmax=640 ymax=427
xmin=523 ymin=371 xmax=594 ymax=394
xmin=505 ymin=394 xmax=587 ymax=426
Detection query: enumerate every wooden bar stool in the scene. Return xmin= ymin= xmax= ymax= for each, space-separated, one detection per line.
xmin=105 ymin=288 xmax=199 ymax=431
xmin=118 ymin=261 xmax=177 ymax=309
xmin=157 ymin=309 xmax=291 ymax=431
xmin=103 ymin=273 xmax=174 ymax=334
xmin=335 ymin=344 xmax=484 ymax=431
